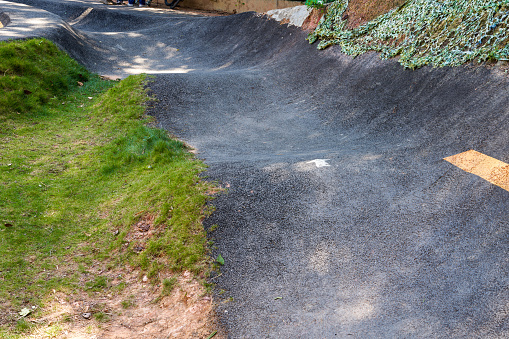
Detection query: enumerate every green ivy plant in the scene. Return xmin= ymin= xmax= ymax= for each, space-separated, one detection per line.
xmin=309 ymin=0 xmax=509 ymax=69
xmin=305 ymin=0 xmax=335 ymax=9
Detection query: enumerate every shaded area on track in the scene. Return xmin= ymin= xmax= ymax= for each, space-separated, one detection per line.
xmin=149 ymin=51 xmax=509 ymax=337
xmin=2 ymin=0 xmax=509 ymax=337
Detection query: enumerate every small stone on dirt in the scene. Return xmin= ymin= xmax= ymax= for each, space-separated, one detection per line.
xmin=138 ymin=223 xmax=150 ymax=232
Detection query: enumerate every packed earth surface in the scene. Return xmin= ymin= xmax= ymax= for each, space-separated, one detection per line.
xmin=1 ymin=0 xmax=508 ymax=337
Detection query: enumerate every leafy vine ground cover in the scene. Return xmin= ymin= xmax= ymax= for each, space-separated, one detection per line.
xmin=309 ymin=0 xmax=509 ymax=68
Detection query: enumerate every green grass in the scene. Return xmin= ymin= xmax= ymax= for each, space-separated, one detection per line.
xmin=85 ymin=276 xmax=109 ymax=292
xmin=121 ymin=296 xmax=136 ymax=309
xmin=93 ymin=312 xmax=109 ymax=323
xmin=0 ymin=38 xmax=88 ymax=115
xmin=0 ymin=38 xmax=215 ymax=334
xmin=162 ymin=276 xmax=178 ymax=296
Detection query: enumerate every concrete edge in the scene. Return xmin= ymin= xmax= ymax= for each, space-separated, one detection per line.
xmin=266 ymin=5 xmax=311 ymax=27
xmin=265 ymin=4 xmax=324 ymax=31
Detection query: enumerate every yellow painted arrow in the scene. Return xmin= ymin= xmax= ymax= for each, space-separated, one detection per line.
xmin=444 ymin=150 xmax=509 ymax=192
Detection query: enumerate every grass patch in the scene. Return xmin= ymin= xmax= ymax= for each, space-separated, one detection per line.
xmin=0 ymin=38 xmax=87 ymax=115
xmin=85 ymin=276 xmax=109 ymax=292
xmin=121 ymin=296 xmax=136 ymax=309
xmin=0 ymin=39 xmax=215 ymax=334
xmin=14 ymin=319 xmax=32 ymax=334
xmin=162 ymin=276 xmax=178 ymax=296
xmin=93 ymin=312 xmax=109 ymax=323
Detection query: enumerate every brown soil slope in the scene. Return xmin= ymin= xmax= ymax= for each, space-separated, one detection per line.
xmin=345 ymin=0 xmax=407 ymax=28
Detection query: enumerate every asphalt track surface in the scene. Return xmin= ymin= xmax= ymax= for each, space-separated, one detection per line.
xmin=2 ymin=1 xmax=509 ymax=337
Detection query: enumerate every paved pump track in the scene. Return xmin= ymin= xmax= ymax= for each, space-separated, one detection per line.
xmin=1 ymin=0 xmax=509 ymax=337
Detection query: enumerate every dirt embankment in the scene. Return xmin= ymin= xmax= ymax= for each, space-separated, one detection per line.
xmin=302 ymin=0 xmax=406 ymax=31
xmin=344 ymin=0 xmax=406 ymax=28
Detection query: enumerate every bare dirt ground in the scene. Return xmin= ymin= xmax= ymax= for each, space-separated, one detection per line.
xmin=301 ymin=0 xmax=406 ymax=31
xmin=25 ymin=269 xmax=221 ymax=339
xmin=344 ymin=0 xmax=406 ymax=28
xmin=18 ymin=213 xmax=222 ymax=338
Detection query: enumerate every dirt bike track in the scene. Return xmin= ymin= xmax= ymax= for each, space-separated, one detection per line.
xmin=1 ymin=0 xmax=508 ymax=337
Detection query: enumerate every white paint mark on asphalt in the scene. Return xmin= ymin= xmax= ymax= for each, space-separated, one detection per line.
xmin=307 ymin=159 xmax=331 ymax=168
